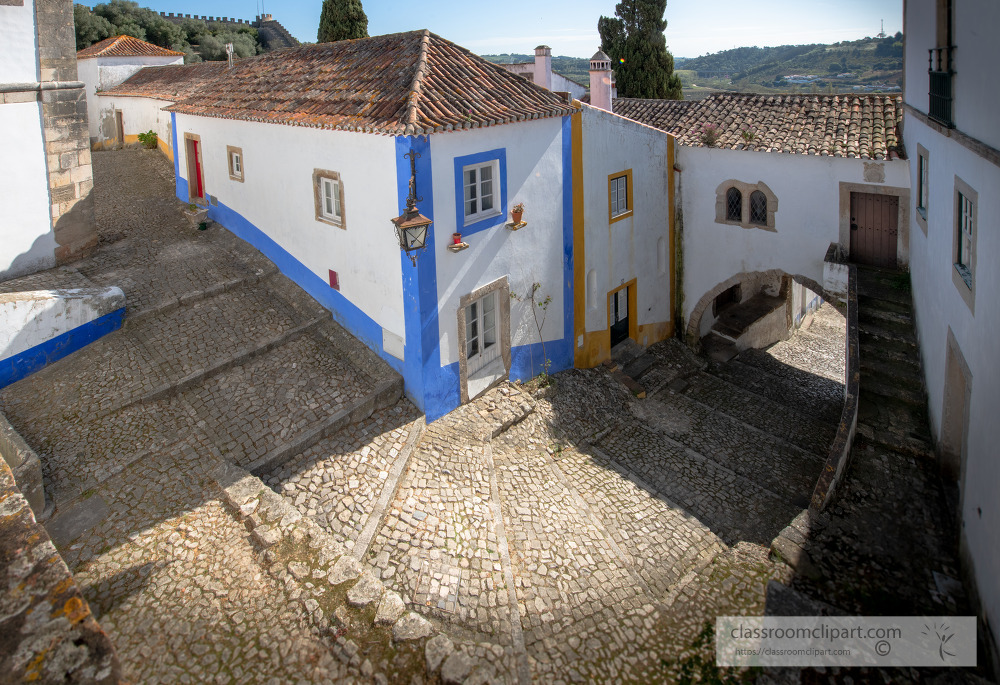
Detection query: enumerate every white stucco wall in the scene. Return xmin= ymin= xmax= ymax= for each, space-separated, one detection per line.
xmin=430 ymin=118 xmax=567 ymax=367
xmin=94 ymin=95 xmax=172 ymax=151
xmin=0 ymin=0 xmax=39 ymax=83
xmin=580 ymin=104 xmax=672 ymax=338
xmin=553 ymin=73 xmax=587 ymax=102
xmin=79 ymin=54 xmax=182 ymax=142
xmin=678 ymin=145 xmax=909 ymax=329
xmin=0 ymin=101 xmax=55 ymax=281
xmin=905 ymin=112 xmax=1000 ymax=650
xmin=172 ymin=114 xmax=405 ymax=339
xmin=1 ymin=287 xmax=125 ymax=361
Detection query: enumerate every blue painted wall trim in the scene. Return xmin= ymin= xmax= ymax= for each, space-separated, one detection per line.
xmin=0 ymin=308 xmax=125 ymax=389
xmin=557 ymin=114 xmax=575 ymax=374
xmin=171 ymin=112 xmax=180 ymax=190
xmin=201 ymin=198 xmax=405 ymax=379
xmin=452 ymin=148 xmax=508 ymax=236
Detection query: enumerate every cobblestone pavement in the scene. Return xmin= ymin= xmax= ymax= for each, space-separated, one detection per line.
xmin=3 ymin=149 xmax=859 ymax=683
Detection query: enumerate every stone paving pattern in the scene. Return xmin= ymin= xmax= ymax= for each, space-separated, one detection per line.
xmin=10 ymin=149 xmax=967 ymax=684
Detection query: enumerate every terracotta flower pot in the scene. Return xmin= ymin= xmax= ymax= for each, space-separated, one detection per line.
xmin=511 ymin=211 xmax=523 ymax=224
xmin=452 ymin=232 xmax=462 ymax=244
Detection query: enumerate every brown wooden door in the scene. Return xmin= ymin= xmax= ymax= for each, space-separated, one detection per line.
xmin=850 ymin=193 xmax=898 ymax=268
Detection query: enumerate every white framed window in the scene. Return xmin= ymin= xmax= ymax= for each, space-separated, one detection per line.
xmin=957 ymin=192 xmax=973 ymax=272
xmin=465 ymin=291 xmax=499 ymax=374
xmin=227 ymin=145 xmax=244 ymax=182
xmin=313 ymin=169 xmax=345 ymax=228
xmin=609 ymin=171 xmax=632 ymax=221
xmin=918 ymin=154 xmax=928 ymax=214
xmin=463 ymin=161 xmax=498 ymax=223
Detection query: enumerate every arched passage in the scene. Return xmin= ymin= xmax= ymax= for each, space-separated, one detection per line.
xmin=685 ymin=269 xmax=835 ymax=349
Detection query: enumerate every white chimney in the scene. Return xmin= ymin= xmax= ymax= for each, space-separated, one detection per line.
xmin=534 ymin=45 xmax=553 ymax=91
xmin=589 ymin=50 xmax=613 ymax=112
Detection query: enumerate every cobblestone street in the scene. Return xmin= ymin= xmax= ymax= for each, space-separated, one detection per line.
xmin=2 ymin=149 xmax=861 ymax=683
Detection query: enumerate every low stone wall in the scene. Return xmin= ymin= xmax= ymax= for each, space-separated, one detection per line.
xmin=0 ymin=458 xmax=121 ymax=682
xmin=809 ymin=264 xmax=859 ymax=510
xmin=822 ymin=242 xmax=850 ymax=306
xmin=0 ymin=287 xmax=125 ymax=388
xmin=0 ymin=412 xmax=45 ymax=517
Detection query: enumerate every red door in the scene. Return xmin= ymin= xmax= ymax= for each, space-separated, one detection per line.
xmin=185 ymin=137 xmax=204 ymax=200
xmin=850 ymin=193 xmax=898 ymax=268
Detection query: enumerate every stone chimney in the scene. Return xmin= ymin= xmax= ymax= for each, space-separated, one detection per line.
xmin=589 ymin=50 xmax=613 ymax=112
xmin=534 ymin=45 xmax=552 ymax=91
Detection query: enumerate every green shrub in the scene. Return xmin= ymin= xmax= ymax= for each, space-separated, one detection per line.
xmin=137 ymin=130 xmax=158 ymax=149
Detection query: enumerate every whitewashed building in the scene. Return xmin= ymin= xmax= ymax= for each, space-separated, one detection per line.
xmin=497 ymin=46 xmax=588 ymax=102
xmin=0 ymin=0 xmax=96 ymax=281
xmin=904 ymin=0 xmax=1000 ymax=665
xmin=76 ymin=35 xmax=184 ymax=149
xmin=161 ymin=31 xmax=593 ymax=420
xmin=615 ymin=93 xmax=909 ymax=346
xmin=96 ymin=61 xmax=226 ymax=162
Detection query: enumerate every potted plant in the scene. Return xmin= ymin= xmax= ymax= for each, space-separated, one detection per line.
xmin=182 ymin=201 xmax=209 ymax=228
xmin=511 ymin=202 xmax=525 ymax=224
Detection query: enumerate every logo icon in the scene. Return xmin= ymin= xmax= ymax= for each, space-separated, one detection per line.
xmin=922 ymin=621 xmax=957 ymax=662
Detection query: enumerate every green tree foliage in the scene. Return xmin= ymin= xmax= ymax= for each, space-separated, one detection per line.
xmin=74 ymin=1 xmax=263 ymax=63
xmin=317 ymin=0 xmax=369 ymax=43
xmin=597 ymin=0 xmax=682 ymax=99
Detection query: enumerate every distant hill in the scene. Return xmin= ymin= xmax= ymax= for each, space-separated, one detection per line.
xmin=676 ymin=34 xmax=903 ymax=95
xmin=480 ymin=54 xmax=590 ymax=86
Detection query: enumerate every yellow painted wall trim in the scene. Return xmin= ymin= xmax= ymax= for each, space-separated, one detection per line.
xmin=571 ymin=109 xmax=588 ymax=369
xmin=608 ymin=168 xmax=634 ymax=224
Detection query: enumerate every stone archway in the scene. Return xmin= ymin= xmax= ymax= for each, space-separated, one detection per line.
xmin=686 ymin=269 xmax=834 ymax=349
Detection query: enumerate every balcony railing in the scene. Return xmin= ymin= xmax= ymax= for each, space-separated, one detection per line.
xmin=928 ymin=46 xmax=956 ymax=127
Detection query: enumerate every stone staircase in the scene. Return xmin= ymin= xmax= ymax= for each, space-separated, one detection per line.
xmin=0 ymin=149 xmax=414 ymax=683
xmin=597 ymin=305 xmax=846 ymax=548
xmin=763 ymin=266 xmax=991 ymax=684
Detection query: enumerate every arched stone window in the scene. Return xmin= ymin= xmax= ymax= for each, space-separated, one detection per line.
xmin=726 ymin=187 xmax=742 ymax=221
xmin=715 ymin=180 xmax=778 ymax=231
xmin=750 ymin=190 xmax=767 ymax=225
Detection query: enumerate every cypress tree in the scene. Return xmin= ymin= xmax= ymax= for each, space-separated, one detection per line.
xmin=598 ymin=0 xmax=683 ymax=99
xmin=317 ymin=0 xmax=369 ymax=43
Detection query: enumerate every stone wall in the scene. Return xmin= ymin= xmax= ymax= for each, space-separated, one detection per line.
xmin=36 ymin=0 xmax=97 ymax=264
xmin=0 ymin=456 xmax=121 ymax=682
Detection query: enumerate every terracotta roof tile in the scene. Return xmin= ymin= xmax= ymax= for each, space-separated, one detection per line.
xmin=100 ymin=62 xmax=228 ymax=101
xmin=613 ymin=92 xmax=905 ymax=160
xmin=77 ymin=35 xmax=184 ymax=59
xmin=165 ymin=30 xmax=576 ymax=135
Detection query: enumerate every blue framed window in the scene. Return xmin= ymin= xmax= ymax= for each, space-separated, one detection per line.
xmin=453 ymin=148 xmax=507 ymax=235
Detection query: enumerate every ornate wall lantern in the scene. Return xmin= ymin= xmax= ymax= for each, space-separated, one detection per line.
xmin=391 ymin=150 xmax=432 ymax=266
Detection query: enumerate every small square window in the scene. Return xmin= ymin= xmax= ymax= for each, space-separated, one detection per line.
xmin=313 ymin=169 xmax=345 ymax=228
xmin=609 ymin=170 xmax=633 ymax=223
xmin=917 ymin=153 xmax=928 ymax=213
xmin=463 ymin=161 xmax=499 ymax=223
xmin=951 ymin=176 xmax=977 ymax=311
xmin=227 ymin=145 xmax=244 ymax=182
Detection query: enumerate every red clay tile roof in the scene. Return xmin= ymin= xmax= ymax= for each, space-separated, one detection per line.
xmin=614 ymin=93 xmax=905 ymax=160
xmin=100 ymin=62 xmax=228 ymax=101
xmin=166 ymin=30 xmax=577 ymax=135
xmin=77 ymin=35 xmax=184 ymax=59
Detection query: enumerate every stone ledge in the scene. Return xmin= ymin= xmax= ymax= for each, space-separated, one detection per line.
xmin=0 ymin=411 xmax=46 ymax=518
xmin=0 ymin=459 xmax=121 ymax=683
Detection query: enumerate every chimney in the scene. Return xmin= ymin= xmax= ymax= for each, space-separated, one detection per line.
xmin=226 ymin=42 xmax=234 ymax=69
xmin=534 ymin=45 xmax=552 ymax=91
xmin=589 ymin=49 xmax=613 ymax=112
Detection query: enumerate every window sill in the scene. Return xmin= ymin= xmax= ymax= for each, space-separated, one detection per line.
xmin=954 ymin=263 xmax=973 ymax=290
xmin=229 ymin=174 xmax=244 ymax=183
xmin=316 ymin=215 xmax=345 ymax=229
xmin=609 ymin=210 xmax=633 ymax=225
xmin=916 ymin=207 xmax=927 ymax=220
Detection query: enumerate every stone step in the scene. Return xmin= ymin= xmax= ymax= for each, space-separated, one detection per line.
xmin=639 ymin=391 xmax=823 ymax=505
xmin=859 ymin=339 xmax=923 ymax=375
xmin=710 ymin=359 xmax=844 ymax=425
xmin=859 ymin=372 xmax=927 ymax=408
xmin=596 ymin=419 xmax=802 ymax=547
xmin=858 ymin=319 xmax=918 ymax=347
xmin=860 ymin=356 xmax=924 ymax=390
xmin=857 ymin=291 xmax=912 ymax=317
xmin=855 ymin=420 xmax=936 ymax=461
xmin=857 ymin=302 xmax=913 ymax=329
xmin=855 ymin=271 xmax=913 ymax=307
xmin=610 ymin=338 xmax=644 ymax=367
xmin=676 ymin=371 xmax=837 ymax=457
xmin=700 ymin=332 xmax=739 ymax=364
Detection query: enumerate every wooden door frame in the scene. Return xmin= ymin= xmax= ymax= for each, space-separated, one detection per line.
xmin=838 ymin=182 xmax=910 ymax=267
xmin=606 ymin=279 xmax=638 ymax=345
xmin=183 ymin=133 xmax=206 ymax=203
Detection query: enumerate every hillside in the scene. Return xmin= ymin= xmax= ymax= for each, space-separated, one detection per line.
xmin=676 ymin=34 xmax=903 ymax=94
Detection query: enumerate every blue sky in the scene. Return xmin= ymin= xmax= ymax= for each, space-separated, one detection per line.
xmin=92 ymin=0 xmax=903 ymax=58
